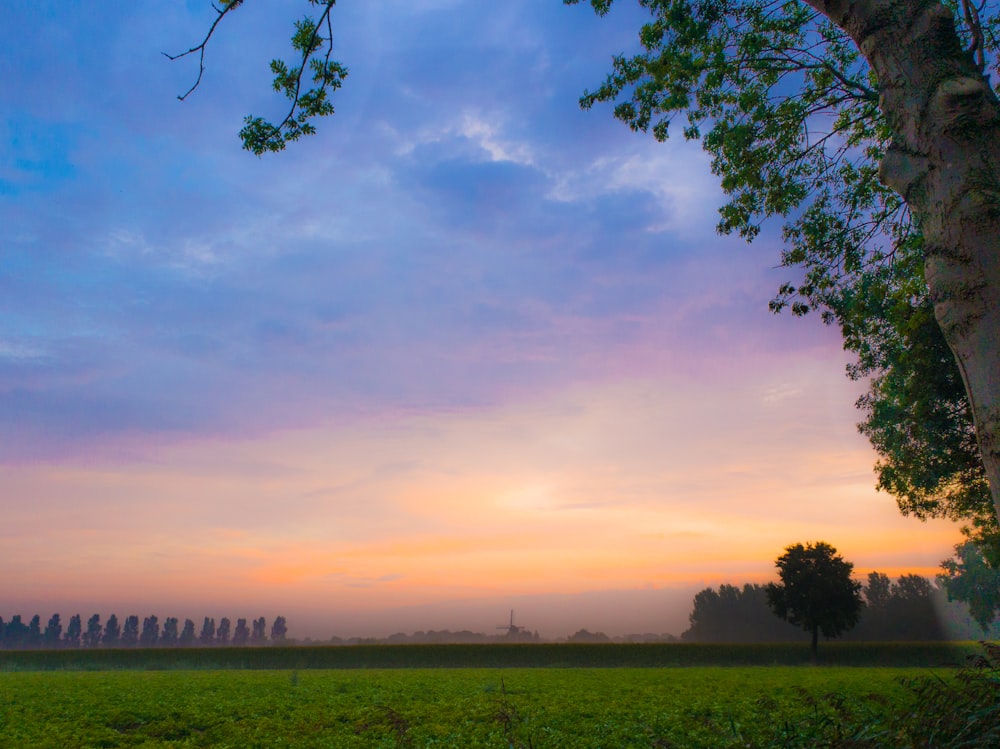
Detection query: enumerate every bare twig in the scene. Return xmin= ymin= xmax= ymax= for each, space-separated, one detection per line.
xmin=163 ymin=1 xmax=245 ymax=101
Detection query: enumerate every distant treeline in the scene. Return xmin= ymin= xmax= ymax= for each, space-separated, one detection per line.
xmin=316 ymin=630 xmax=676 ymax=646
xmin=0 ymin=614 xmax=287 ymax=650
xmin=323 ymin=629 xmax=541 ymax=646
xmin=682 ymin=573 xmax=946 ymax=643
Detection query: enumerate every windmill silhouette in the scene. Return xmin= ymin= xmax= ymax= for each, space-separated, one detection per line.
xmin=496 ymin=610 xmax=527 ymax=637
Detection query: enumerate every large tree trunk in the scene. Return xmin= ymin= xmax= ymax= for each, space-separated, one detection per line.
xmin=804 ymin=0 xmax=1000 ymax=519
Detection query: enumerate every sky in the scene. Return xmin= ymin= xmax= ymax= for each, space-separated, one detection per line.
xmin=0 ymin=0 xmax=961 ymax=640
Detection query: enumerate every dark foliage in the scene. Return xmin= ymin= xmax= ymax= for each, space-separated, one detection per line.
xmin=850 ymin=572 xmax=946 ymax=641
xmin=684 ymin=573 xmax=945 ymax=643
xmin=0 ymin=612 xmax=283 ymax=650
xmin=717 ymin=642 xmax=1000 ymax=748
xmin=683 ymin=583 xmax=806 ymax=642
xmin=766 ymin=542 xmax=863 ymax=657
xmin=940 ymin=540 xmax=1000 ymax=633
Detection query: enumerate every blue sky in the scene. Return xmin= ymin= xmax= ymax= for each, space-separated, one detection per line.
xmin=0 ymin=1 xmax=959 ymax=638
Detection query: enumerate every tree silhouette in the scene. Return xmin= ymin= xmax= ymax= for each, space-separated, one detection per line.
xmin=199 ymin=617 xmax=216 ymax=646
xmin=43 ymin=614 xmax=62 ymax=648
xmin=103 ymin=614 xmax=121 ymax=647
xmin=232 ymin=618 xmax=249 ymax=646
xmin=120 ymin=615 xmax=140 ymax=647
xmin=766 ymin=542 xmax=863 ymax=659
xmin=5 ymin=616 xmax=27 ymax=648
xmin=0 ymin=612 xmax=290 ymax=649
xmin=250 ymin=617 xmax=267 ymax=644
xmin=28 ymin=615 xmax=42 ymax=648
xmin=940 ymin=540 xmax=1000 ymax=633
xmin=139 ymin=616 xmax=160 ymax=647
xmin=178 ymin=618 xmax=196 ymax=647
xmin=683 ymin=583 xmax=805 ymax=642
xmin=852 ymin=572 xmax=944 ymax=641
xmin=270 ymin=616 xmax=288 ymax=643
xmin=64 ymin=614 xmax=82 ymax=648
xmin=83 ymin=614 xmax=102 ymax=648
xmin=161 ymin=617 xmax=179 ymax=647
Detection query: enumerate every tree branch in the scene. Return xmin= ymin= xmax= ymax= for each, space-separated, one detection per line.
xmin=163 ymin=1 xmax=244 ymax=101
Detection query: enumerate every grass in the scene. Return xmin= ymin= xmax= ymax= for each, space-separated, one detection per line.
xmin=1 ymin=643 xmax=994 ymax=747
xmin=0 ymin=640 xmax=978 ymax=671
xmin=0 ymin=666 xmax=918 ymax=748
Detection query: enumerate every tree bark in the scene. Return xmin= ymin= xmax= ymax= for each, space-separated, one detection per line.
xmin=803 ymin=0 xmax=1000 ymax=519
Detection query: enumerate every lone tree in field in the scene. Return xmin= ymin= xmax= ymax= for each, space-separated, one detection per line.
xmin=765 ymin=541 xmax=863 ymax=659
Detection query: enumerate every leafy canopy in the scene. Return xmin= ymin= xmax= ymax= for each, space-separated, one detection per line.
xmin=168 ymin=0 xmax=347 ymax=155
xmin=939 ymin=540 xmax=1000 ymax=633
xmin=765 ymin=541 xmax=863 ymax=649
xmin=565 ymin=0 xmax=1000 ymax=549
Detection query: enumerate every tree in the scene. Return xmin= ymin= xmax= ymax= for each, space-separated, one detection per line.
xmin=232 ymin=618 xmax=250 ymax=646
xmin=250 ymin=617 xmax=268 ymax=644
xmin=682 ymin=583 xmax=804 ymax=642
xmin=83 ymin=614 xmax=102 ymax=648
xmin=121 ymin=615 xmax=140 ymax=647
xmin=139 ymin=616 xmax=160 ymax=647
xmin=102 ymin=614 xmax=121 ymax=647
xmin=64 ymin=614 xmax=82 ymax=649
xmin=175 ymin=0 xmax=1000 ymax=534
xmin=270 ymin=616 xmax=288 ymax=643
xmin=198 ymin=617 xmax=216 ymax=646
xmin=853 ymin=293 xmax=998 ymax=559
xmin=161 ymin=617 xmax=179 ymax=647
xmin=43 ymin=614 xmax=62 ymax=648
xmin=4 ymin=616 xmax=28 ymax=649
xmin=28 ymin=615 xmax=42 ymax=648
xmin=939 ymin=539 xmax=1000 ymax=633
xmin=179 ymin=618 xmax=197 ymax=647
xmin=864 ymin=572 xmax=893 ymax=612
xmin=565 ymin=0 xmax=1000 ymax=528
xmin=217 ymin=617 xmax=231 ymax=645
xmin=853 ymin=572 xmax=944 ymax=641
xmin=168 ymin=0 xmax=347 ymax=155
xmin=765 ymin=542 xmax=863 ymax=658
xmin=567 ymin=628 xmax=613 ymax=642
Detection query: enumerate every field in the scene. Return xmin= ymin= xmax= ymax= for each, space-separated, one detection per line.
xmin=0 ymin=643 xmax=988 ymax=748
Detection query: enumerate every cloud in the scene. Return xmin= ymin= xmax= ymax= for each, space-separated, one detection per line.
xmin=327 ymin=572 xmax=406 ymax=589
xmin=0 ymin=340 xmax=48 ymax=362
xmin=548 ymin=140 xmax=724 ymax=237
xmin=394 ymin=110 xmax=535 ymax=166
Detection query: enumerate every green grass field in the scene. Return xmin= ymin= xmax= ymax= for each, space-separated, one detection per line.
xmin=1 ymin=666 xmax=920 ymax=748
xmin=0 ymin=640 xmax=977 ymax=671
xmin=0 ymin=644 xmax=989 ymax=748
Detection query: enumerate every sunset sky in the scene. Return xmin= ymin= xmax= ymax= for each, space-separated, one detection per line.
xmin=1 ymin=1 xmax=960 ymax=639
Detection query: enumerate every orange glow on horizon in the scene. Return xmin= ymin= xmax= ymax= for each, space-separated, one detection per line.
xmin=1 ymin=362 xmax=964 ymax=636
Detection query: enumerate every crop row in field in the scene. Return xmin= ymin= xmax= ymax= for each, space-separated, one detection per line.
xmin=0 ymin=666 xmax=922 ymax=748
xmin=0 ymin=640 xmax=978 ymax=672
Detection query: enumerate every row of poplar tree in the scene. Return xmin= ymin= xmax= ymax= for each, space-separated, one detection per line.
xmin=0 ymin=613 xmax=288 ymax=649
